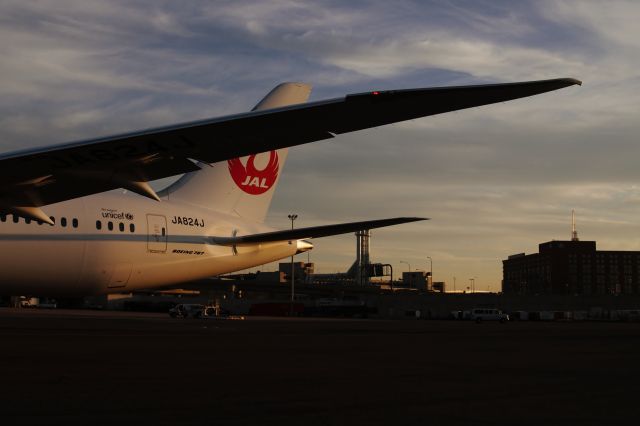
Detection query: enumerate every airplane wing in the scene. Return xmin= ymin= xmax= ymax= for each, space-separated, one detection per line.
xmin=211 ymin=217 xmax=427 ymax=246
xmin=0 ymin=78 xmax=580 ymax=212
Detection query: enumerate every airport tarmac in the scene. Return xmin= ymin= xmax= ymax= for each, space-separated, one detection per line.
xmin=1 ymin=308 xmax=640 ymax=426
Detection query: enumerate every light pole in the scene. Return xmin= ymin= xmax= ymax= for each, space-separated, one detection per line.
xmin=288 ymin=214 xmax=298 ymax=314
xmin=400 ymin=260 xmax=411 ymax=273
xmin=426 ymin=256 xmax=432 ymax=290
xmin=453 ymin=276 xmax=456 ymax=292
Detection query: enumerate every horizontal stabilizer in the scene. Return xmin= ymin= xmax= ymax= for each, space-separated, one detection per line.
xmin=211 ymin=217 xmax=427 ymax=246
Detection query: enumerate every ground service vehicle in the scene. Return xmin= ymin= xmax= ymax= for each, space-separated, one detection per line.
xmin=168 ymin=304 xmax=217 ymax=318
xmin=470 ymin=308 xmax=509 ymax=323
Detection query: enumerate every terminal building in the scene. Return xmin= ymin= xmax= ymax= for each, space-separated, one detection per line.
xmin=503 ymin=239 xmax=640 ymax=296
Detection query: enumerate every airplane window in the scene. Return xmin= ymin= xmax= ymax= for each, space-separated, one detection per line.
xmin=25 ymin=218 xmax=31 ymax=224
xmin=130 ymin=223 xmax=135 ymax=233
xmin=108 ymin=221 xmax=113 ymax=231
xmin=13 ymin=215 xmax=19 ymax=224
xmin=72 ymin=218 xmax=78 ymax=228
xmin=61 ymin=217 xmax=67 ymax=227
xmin=96 ymin=220 xmax=102 ymax=230
xmin=119 ymin=222 xmax=124 ymax=232
xmin=49 ymin=216 xmax=55 ymax=226
xmin=162 ymin=227 xmax=165 ymax=237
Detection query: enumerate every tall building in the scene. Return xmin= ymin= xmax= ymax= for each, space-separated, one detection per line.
xmin=503 ymin=240 xmax=640 ymax=295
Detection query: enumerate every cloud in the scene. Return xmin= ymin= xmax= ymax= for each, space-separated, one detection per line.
xmin=1 ymin=0 xmax=640 ymax=290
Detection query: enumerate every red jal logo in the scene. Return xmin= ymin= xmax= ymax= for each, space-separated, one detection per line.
xmin=228 ymin=151 xmax=279 ymax=195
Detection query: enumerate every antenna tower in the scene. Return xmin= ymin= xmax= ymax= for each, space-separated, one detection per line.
xmin=571 ymin=210 xmax=579 ymax=241
xmin=355 ymin=230 xmax=371 ymax=285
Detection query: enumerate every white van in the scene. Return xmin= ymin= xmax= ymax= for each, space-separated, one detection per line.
xmin=470 ymin=308 xmax=509 ymax=323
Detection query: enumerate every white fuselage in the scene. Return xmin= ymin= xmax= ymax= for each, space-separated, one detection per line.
xmin=0 ymin=191 xmax=298 ymax=295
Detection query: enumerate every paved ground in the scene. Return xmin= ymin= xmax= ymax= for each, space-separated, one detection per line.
xmin=1 ymin=308 xmax=640 ymax=425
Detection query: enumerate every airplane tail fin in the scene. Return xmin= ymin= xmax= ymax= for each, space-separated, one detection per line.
xmin=162 ymin=83 xmax=312 ymax=222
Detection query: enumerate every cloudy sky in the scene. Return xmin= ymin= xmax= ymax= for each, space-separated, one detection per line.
xmin=1 ymin=0 xmax=639 ymax=291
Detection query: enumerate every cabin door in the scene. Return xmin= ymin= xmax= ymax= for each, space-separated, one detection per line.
xmin=147 ymin=214 xmax=168 ymax=253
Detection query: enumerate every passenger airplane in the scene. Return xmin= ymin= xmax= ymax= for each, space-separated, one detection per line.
xmin=0 ymin=78 xmax=580 ymax=295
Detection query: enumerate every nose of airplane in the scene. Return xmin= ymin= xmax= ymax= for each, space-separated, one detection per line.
xmin=296 ymin=239 xmax=314 ymax=254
